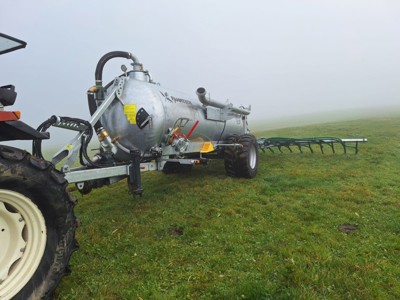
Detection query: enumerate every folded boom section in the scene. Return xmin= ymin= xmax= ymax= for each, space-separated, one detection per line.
xmin=257 ymin=137 xmax=367 ymax=154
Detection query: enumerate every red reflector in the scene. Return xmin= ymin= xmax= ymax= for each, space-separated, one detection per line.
xmin=0 ymin=111 xmax=20 ymax=121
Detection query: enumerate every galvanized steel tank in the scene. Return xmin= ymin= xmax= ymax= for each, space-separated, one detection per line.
xmin=98 ymin=59 xmax=250 ymax=161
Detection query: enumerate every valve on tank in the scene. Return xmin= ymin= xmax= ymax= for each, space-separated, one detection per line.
xmin=167 ymin=119 xmax=200 ymax=155
xmin=97 ymin=127 xmax=117 ymax=154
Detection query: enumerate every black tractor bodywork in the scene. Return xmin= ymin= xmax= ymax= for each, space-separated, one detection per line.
xmin=0 ymin=33 xmax=49 ymax=141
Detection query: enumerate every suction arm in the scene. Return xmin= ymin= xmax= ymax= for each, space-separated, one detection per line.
xmin=196 ymin=87 xmax=250 ymax=116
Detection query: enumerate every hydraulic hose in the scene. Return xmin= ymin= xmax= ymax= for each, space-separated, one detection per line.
xmin=33 ymin=116 xmax=97 ymax=167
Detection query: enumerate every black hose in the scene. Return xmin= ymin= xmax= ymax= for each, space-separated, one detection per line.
xmin=56 ymin=116 xmax=94 ymax=167
xmin=32 ymin=115 xmax=58 ymax=159
xmin=90 ymin=51 xmax=133 ymax=129
xmin=95 ymin=51 xmax=132 ymax=83
xmin=32 ymin=116 xmax=98 ymax=167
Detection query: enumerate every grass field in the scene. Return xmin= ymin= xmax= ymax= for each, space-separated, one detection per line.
xmin=55 ymin=116 xmax=399 ymax=300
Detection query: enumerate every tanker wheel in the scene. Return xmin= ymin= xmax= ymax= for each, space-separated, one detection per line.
xmin=224 ymin=134 xmax=258 ymax=178
xmin=224 ymin=134 xmax=239 ymax=177
xmin=0 ymin=145 xmax=78 ymax=300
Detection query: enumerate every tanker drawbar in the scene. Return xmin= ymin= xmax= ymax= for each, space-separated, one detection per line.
xmin=33 ymin=51 xmax=258 ymax=196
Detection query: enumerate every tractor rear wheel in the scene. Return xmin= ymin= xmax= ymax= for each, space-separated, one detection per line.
xmin=0 ymin=145 xmax=78 ymax=300
xmin=224 ymin=134 xmax=258 ymax=178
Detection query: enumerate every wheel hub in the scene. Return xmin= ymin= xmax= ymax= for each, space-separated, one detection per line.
xmin=0 ymin=190 xmax=47 ymax=299
xmin=0 ymin=201 xmax=26 ymax=282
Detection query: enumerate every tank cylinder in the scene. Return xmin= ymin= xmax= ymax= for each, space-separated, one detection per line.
xmin=100 ymin=74 xmax=249 ymax=161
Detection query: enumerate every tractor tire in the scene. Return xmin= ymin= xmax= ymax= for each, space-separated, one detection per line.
xmin=0 ymin=145 xmax=78 ymax=300
xmin=224 ymin=134 xmax=258 ymax=178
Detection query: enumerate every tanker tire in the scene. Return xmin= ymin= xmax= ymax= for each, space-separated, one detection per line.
xmin=224 ymin=134 xmax=239 ymax=177
xmin=224 ymin=134 xmax=258 ymax=178
xmin=0 ymin=145 xmax=78 ymax=300
xmin=235 ymin=134 xmax=258 ymax=178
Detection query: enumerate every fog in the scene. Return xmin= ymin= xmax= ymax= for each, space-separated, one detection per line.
xmin=1 ymin=0 xmax=399 ymax=148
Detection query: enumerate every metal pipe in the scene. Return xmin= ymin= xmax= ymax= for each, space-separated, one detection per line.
xmin=196 ymin=87 xmax=250 ymax=115
xmin=196 ymin=87 xmax=225 ymax=109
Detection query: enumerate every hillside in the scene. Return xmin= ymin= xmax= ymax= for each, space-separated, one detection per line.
xmin=250 ymin=105 xmax=400 ymax=131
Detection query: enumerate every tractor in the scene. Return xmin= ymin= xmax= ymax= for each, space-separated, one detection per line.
xmin=0 ymin=33 xmax=78 ymax=300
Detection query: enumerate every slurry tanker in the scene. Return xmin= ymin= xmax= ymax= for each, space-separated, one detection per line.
xmin=0 ymin=34 xmax=257 ymax=299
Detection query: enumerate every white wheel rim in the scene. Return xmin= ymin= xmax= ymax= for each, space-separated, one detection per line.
xmin=249 ymin=144 xmax=257 ymax=169
xmin=0 ymin=189 xmax=47 ymax=299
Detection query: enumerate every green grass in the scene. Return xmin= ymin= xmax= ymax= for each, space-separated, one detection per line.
xmin=55 ymin=116 xmax=399 ymax=300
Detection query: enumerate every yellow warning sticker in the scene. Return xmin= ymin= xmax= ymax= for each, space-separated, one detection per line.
xmin=200 ymin=142 xmax=215 ymax=153
xmin=124 ymin=104 xmax=137 ymax=124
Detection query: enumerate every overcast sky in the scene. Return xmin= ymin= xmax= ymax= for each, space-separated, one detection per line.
xmin=1 ymin=0 xmax=400 ymax=136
